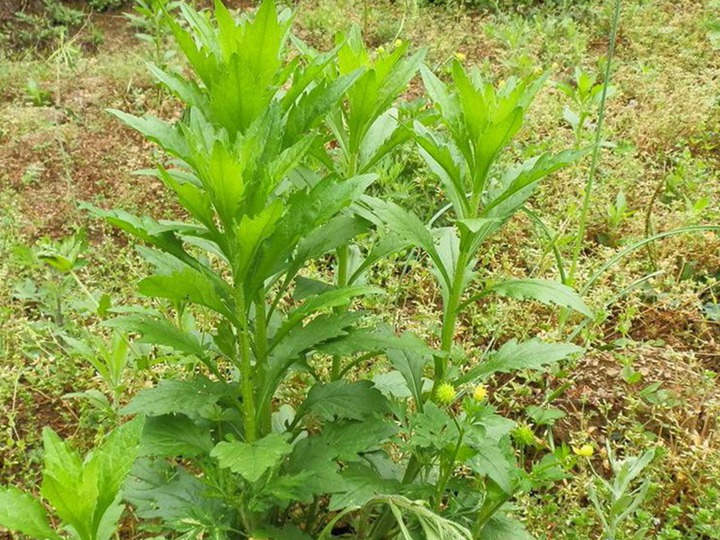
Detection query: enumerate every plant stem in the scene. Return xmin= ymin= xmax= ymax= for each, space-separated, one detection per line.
xmin=331 ymin=150 xmax=357 ymax=380
xmin=567 ymin=0 xmax=622 ymax=285
xmin=432 ymin=249 xmax=469 ymax=397
xmin=433 ymin=419 xmax=464 ymax=510
xmin=238 ymin=290 xmax=257 ymax=443
xmin=254 ymin=290 xmax=271 ymax=437
xmin=331 ymin=244 xmax=350 ymax=380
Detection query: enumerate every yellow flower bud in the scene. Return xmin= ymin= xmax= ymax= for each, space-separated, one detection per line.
xmin=376 ymin=46 xmax=386 ymax=54
xmin=573 ymin=444 xmax=594 ymax=457
xmin=454 ymin=51 xmax=466 ymax=62
xmin=394 ymin=39 xmax=403 ymax=48
xmin=436 ymin=382 xmax=456 ymax=404
xmin=473 ymin=384 xmax=488 ymax=401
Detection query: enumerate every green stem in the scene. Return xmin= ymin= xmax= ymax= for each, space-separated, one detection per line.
xmin=567 ymin=0 xmax=622 ymax=285
xmin=474 ymin=492 xmax=510 ymax=536
xmin=254 ymin=290 xmax=271 ymax=437
xmin=331 ymin=245 xmax=350 ymax=380
xmin=238 ymin=290 xmax=257 ymax=443
xmin=338 ymin=350 xmax=383 ymax=379
xmin=433 ymin=419 xmax=464 ymax=510
xmin=431 ymin=249 xmax=469 ymax=397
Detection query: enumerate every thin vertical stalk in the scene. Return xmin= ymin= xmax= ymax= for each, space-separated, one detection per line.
xmin=237 ymin=290 xmax=257 ymax=443
xmin=568 ymin=0 xmax=622 ymax=285
xmin=331 ymin=152 xmax=358 ymax=380
xmin=432 ymin=248 xmax=470 ymax=397
xmin=254 ymin=290 xmax=271 ymax=436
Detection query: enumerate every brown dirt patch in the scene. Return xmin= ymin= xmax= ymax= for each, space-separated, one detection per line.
xmin=551 ymin=346 xmax=720 ymax=450
xmin=0 ymin=383 xmax=80 ymax=483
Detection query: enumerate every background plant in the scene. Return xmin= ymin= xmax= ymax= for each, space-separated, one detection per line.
xmin=125 ymin=0 xmax=180 ymax=70
xmin=588 ymin=447 xmax=656 ymax=540
xmin=362 ymin=58 xmax=593 ymax=537
xmin=0 ymin=417 xmax=144 ymax=540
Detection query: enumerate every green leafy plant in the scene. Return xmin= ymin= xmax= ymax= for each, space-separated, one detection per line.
xmin=87 ymin=0 xmax=125 ymax=12
xmin=0 ymin=417 xmax=144 ymax=540
xmin=25 ymin=79 xmax=54 ymax=106
xmin=12 ymin=232 xmax=96 ymax=327
xmin=44 ymin=0 xmax=85 ymax=28
xmin=556 ymin=66 xmax=617 ymax=147
xmin=83 ymin=1 xmax=591 ymax=537
xmin=62 ymin=331 xmax=136 ymax=417
xmin=125 ymin=0 xmax=180 ymax=69
xmin=598 ymin=190 xmax=633 ymax=247
xmin=362 ymin=60 xmax=590 ymax=538
xmin=588 ymin=447 xmax=656 ymax=540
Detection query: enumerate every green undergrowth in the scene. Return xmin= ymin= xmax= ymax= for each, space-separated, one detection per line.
xmin=0 ymin=0 xmax=718 ymax=538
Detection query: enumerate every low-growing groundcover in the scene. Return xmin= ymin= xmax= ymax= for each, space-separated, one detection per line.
xmin=1 ymin=0 xmax=719 ymax=538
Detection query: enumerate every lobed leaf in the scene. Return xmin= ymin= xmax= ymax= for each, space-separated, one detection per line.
xmin=211 ymin=433 xmax=293 ymax=483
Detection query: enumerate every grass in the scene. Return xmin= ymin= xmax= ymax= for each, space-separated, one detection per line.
xmin=0 ymin=0 xmax=719 ymax=538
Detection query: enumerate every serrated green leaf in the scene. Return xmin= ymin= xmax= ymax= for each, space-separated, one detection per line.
xmin=386 ymin=348 xmax=430 ymax=406
xmin=109 ymin=110 xmax=188 ymax=158
xmin=304 ymin=380 xmax=388 ymax=421
xmin=0 ymin=487 xmax=60 ymax=540
xmin=292 ymin=276 xmax=335 ymax=301
xmin=90 ymin=416 xmax=145 ymax=538
xmin=317 ymin=325 xmax=433 ymax=357
xmin=140 ymin=415 xmax=213 ymax=458
xmin=411 ymin=402 xmax=459 ymax=450
xmin=487 ymin=278 xmax=593 ymax=318
xmin=457 ymin=339 xmax=582 ymax=384
xmin=211 ymin=433 xmax=292 ymax=483
xmin=328 ymin=464 xmax=399 ymax=511
xmin=321 ymin=418 xmax=398 ymax=461
xmin=467 ymin=439 xmax=514 ymax=495
xmin=138 ymin=268 xmax=236 ymax=322
xmin=104 ymin=314 xmax=209 ymax=359
xmin=125 ymin=459 xmax=231 ymax=534
xmin=526 ymin=405 xmax=566 ymax=426
xmin=40 ymin=429 xmax=97 ymax=540
xmin=121 ymin=377 xmax=233 ymax=418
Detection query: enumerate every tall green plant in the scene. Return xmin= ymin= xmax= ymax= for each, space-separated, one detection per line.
xmin=86 ymin=1 xmax=425 ymax=537
xmin=86 ymin=2 xmax=593 ymax=537
xmin=363 ymin=61 xmax=592 ymax=537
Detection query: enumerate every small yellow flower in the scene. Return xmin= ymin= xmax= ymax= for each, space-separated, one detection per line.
xmin=376 ymin=46 xmax=386 ymax=54
xmin=473 ymin=384 xmax=488 ymax=401
xmin=533 ymin=66 xmax=543 ymax=76
xmin=573 ymin=444 xmax=594 ymax=457
xmin=394 ymin=39 xmax=403 ymax=48
xmin=436 ymin=382 xmax=456 ymax=404
xmin=454 ymin=51 xmax=466 ymax=62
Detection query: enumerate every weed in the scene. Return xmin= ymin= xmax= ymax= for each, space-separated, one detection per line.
xmin=0 ymin=418 xmax=144 ymax=540
xmin=88 ymin=0 xmax=126 ymax=11
xmin=80 ymin=1 xmax=590 ymax=537
xmin=588 ymin=446 xmax=656 ymax=540
xmin=125 ymin=0 xmax=180 ymax=70
xmin=24 ymin=79 xmax=54 ymax=107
